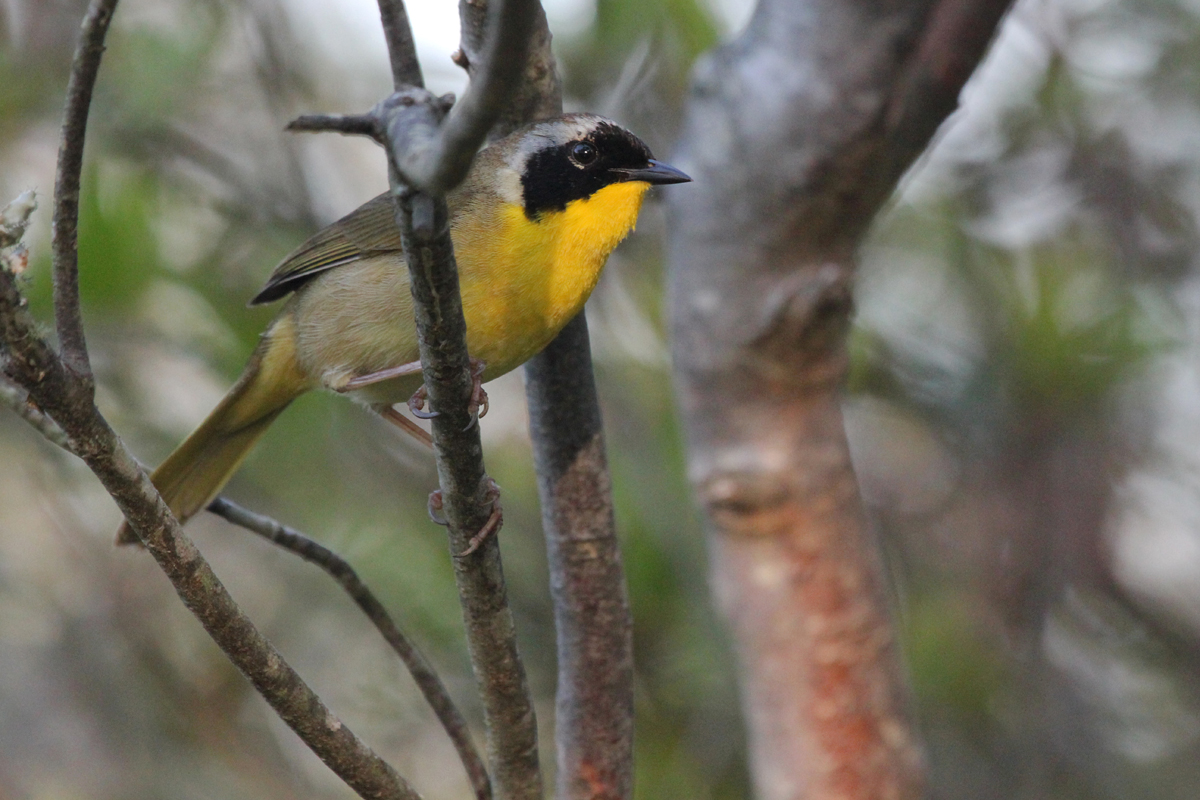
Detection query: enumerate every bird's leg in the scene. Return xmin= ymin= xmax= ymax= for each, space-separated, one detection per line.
xmin=339 ymin=360 xmax=424 ymax=392
xmin=379 ymin=405 xmax=433 ymax=449
xmin=425 ymin=478 xmax=503 ymax=558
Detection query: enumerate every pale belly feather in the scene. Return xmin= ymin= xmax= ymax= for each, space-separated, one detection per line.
xmin=286 ymin=181 xmax=648 ymax=408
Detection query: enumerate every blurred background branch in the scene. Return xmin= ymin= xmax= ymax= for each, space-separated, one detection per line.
xmin=666 ymin=0 xmax=1013 ymax=797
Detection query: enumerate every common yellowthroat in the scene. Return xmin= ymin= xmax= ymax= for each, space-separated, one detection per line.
xmin=116 ymin=114 xmax=690 ymax=543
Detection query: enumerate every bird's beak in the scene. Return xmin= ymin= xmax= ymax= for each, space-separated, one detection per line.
xmin=615 ymin=159 xmax=692 ymax=185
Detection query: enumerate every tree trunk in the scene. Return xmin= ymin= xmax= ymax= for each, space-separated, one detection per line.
xmin=666 ymin=0 xmax=1014 ymax=797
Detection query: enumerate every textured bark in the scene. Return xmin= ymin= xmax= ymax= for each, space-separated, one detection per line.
xmin=52 ymin=0 xmax=119 ymax=381
xmin=666 ymin=0 xmax=1014 ymax=798
xmin=395 ymin=186 xmax=541 ymax=800
xmin=526 ymin=317 xmax=632 ymax=800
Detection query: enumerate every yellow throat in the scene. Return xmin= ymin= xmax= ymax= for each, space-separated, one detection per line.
xmin=456 ymin=180 xmax=651 ymax=375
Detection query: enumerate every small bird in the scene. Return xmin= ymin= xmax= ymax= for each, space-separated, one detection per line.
xmin=117 ymin=114 xmax=690 ymax=543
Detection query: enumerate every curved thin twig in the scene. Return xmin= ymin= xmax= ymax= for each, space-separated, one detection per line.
xmin=408 ymin=0 xmax=535 ymax=192
xmin=52 ymin=0 xmax=118 ymax=381
xmin=206 ymin=496 xmax=492 ymax=800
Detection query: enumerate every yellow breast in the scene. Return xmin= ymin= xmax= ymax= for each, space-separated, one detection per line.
xmin=454 ymin=180 xmax=651 ymax=377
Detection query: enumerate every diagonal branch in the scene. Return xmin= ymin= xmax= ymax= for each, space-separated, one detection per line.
xmin=0 ymin=263 xmax=420 ymax=800
xmin=1 ymin=0 xmax=432 ymax=794
xmin=207 ymin=496 xmax=491 ymax=800
xmin=52 ymin=0 xmax=118 ymax=382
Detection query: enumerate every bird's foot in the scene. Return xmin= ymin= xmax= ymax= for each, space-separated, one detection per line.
xmin=426 ymin=478 xmax=503 ymax=558
xmin=458 ymin=478 xmax=502 ymax=557
xmin=427 ymin=489 xmax=448 ymax=526
xmin=407 ymin=385 xmax=438 ymax=419
xmin=466 ymin=359 xmax=489 ymax=427
xmin=407 ymin=359 xmax=488 ymax=427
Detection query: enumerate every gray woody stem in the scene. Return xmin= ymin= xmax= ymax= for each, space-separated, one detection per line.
xmin=525 ymin=318 xmax=633 ymax=800
xmin=300 ymin=89 xmax=548 ymax=799
xmin=52 ymin=0 xmax=118 ymax=382
xmin=459 ymin=4 xmax=636 ymax=797
xmin=375 ymin=2 xmax=544 ymax=796
xmin=0 ymin=4 xmax=423 ymax=799
xmin=300 ymin=0 xmax=631 ymax=795
xmin=667 ymin=0 xmax=1012 ymax=798
xmin=395 ymin=180 xmax=543 ymax=800
xmin=377 ymin=0 xmax=423 ymax=89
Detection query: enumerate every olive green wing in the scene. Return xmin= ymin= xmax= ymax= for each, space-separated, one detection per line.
xmin=250 ymin=192 xmax=406 ymax=305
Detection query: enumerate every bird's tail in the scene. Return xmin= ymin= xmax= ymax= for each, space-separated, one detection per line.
xmin=117 ymin=317 xmax=311 ymax=545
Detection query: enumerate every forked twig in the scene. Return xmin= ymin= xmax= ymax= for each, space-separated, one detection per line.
xmin=292 ymin=0 xmax=536 ymax=197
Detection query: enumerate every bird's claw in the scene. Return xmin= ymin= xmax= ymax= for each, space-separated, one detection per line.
xmin=408 ymin=386 xmax=439 ymax=419
xmin=456 ymin=478 xmax=502 ymax=558
xmin=428 ymin=480 xmax=503 ymax=557
xmin=465 ymin=359 xmax=489 ymax=429
xmin=427 ymin=490 xmax=449 ymax=526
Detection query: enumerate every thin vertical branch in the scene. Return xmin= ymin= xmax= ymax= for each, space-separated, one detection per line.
xmin=288 ymin=85 xmax=547 ymax=800
xmin=525 ymin=317 xmax=634 ymax=800
xmin=377 ymin=0 xmax=423 ymax=89
xmin=392 ymin=180 xmax=542 ymax=800
xmin=52 ymin=0 xmax=118 ymax=381
xmin=364 ymin=1 xmax=547 ymax=795
xmin=460 ymin=2 xmax=636 ymax=796
xmin=459 ymin=3 xmax=636 ymax=797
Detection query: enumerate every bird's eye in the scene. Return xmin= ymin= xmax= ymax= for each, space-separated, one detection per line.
xmin=570 ymin=142 xmax=598 ymax=166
